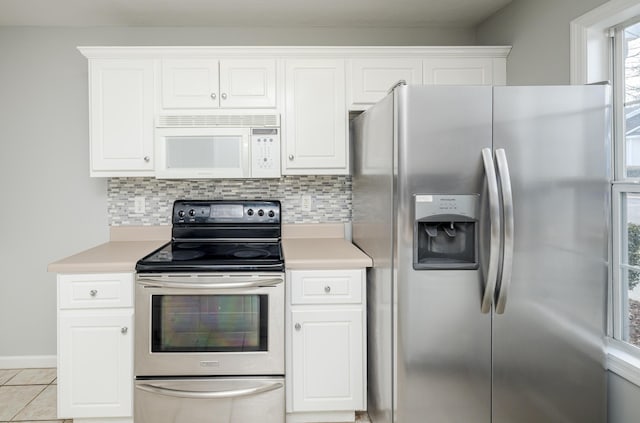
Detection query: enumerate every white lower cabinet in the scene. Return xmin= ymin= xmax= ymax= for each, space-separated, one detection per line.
xmin=286 ymin=269 xmax=366 ymax=423
xmin=57 ymin=273 xmax=134 ymax=422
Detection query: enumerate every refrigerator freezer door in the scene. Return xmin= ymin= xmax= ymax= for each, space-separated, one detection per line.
xmin=395 ymin=85 xmax=493 ymax=423
xmin=492 ymin=86 xmax=610 ymax=423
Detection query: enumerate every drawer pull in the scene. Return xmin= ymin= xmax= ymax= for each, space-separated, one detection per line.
xmin=295 ymin=323 xmax=301 ymax=331
xmin=324 ymin=285 xmax=331 ymax=293
xmin=89 ymin=289 xmax=98 ymax=297
xmin=121 ymin=327 xmax=128 ymax=334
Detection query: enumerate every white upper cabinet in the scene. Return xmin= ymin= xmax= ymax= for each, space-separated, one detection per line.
xmin=423 ymin=57 xmax=503 ymax=85
xmin=162 ymin=59 xmax=276 ymax=109
xmin=284 ymin=59 xmax=347 ymax=175
xmin=349 ymin=58 xmax=422 ymax=108
xmin=161 ymin=59 xmax=219 ymax=109
xmin=79 ymin=46 xmax=510 ymax=177
xmin=89 ymin=59 xmax=155 ymax=177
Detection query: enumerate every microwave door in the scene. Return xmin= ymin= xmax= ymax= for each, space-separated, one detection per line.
xmin=155 ymin=128 xmax=251 ymax=179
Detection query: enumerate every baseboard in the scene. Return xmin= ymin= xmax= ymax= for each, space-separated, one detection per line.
xmin=0 ymin=355 xmax=56 ymax=369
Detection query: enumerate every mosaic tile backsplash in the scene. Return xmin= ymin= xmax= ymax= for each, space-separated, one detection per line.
xmin=107 ymin=176 xmax=352 ymax=226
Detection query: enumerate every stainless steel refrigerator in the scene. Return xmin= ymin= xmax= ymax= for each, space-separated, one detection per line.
xmin=351 ymin=84 xmax=610 ymax=423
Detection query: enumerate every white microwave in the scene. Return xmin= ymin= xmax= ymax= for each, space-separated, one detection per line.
xmin=154 ymin=113 xmax=281 ymax=179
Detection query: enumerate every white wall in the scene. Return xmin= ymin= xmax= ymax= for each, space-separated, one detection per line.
xmin=0 ymin=25 xmax=475 ymax=361
xmin=476 ymin=0 xmax=608 ymax=84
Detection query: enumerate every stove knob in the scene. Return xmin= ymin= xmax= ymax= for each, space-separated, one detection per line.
xmin=258 ymin=209 xmax=264 ymax=217
xmin=268 ymin=210 xmax=275 ymax=218
xmin=178 ymin=210 xmax=185 ymax=218
xmin=189 ymin=209 xmax=196 ymax=217
xmin=247 ymin=209 xmax=254 ymax=216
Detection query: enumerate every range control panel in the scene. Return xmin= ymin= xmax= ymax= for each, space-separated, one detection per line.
xmin=173 ymin=200 xmax=281 ymax=224
xmin=251 ymin=128 xmax=281 ymax=178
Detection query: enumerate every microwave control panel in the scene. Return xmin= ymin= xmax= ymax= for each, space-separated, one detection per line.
xmin=251 ymin=128 xmax=281 ymax=178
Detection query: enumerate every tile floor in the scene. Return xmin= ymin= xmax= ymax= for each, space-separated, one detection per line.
xmin=0 ymin=368 xmax=69 ymax=423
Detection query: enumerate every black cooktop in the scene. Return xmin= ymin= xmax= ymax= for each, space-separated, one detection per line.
xmin=135 ymin=200 xmax=284 ymax=273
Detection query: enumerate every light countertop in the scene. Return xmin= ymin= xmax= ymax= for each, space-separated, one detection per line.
xmin=48 ymin=224 xmax=372 ymax=274
xmin=47 ymin=240 xmax=167 ymax=273
xmin=282 ymin=238 xmax=371 ymax=269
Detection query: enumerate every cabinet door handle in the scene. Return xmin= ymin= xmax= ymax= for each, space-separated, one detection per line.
xmin=121 ymin=327 xmax=128 ymax=334
xmin=144 ymin=156 xmax=150 ymax=163
xmin=89 ymin=289 xmax=97 ymax=297
xmin=289 ymin=154 xmax=294 ymax=161
xmin=221 ymin=93 xmax=228 ymax=100
xmin=211 ymin=93 xmax=217 ymax=100
xmin=294 ymin=323 xmax=301 ymax=331
xmin=324 ymin=285 xmax=331 ymax=293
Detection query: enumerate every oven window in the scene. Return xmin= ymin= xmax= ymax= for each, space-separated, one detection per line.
xmin=151 ymin=294 xmax=268 ymax=352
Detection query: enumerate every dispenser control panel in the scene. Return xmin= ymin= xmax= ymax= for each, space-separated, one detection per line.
xmin=415 ymin=194 xmax=478 ymax=218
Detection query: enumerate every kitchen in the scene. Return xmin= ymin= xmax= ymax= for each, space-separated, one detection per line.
xmin=1 ymin=0 xmax=640 ymax=422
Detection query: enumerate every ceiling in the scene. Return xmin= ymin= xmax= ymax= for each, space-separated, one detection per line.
xmin=0 ymin=0 xmax=512 ymax=27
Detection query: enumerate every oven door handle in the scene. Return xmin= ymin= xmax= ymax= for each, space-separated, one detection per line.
xmin=136 ymin=380 xmax=283 ymax=399
xmin=137 ymin=277 xmax=283 ymax=289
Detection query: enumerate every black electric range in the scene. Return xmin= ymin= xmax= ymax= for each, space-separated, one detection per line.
xmin=135 ymin=200 xmax=284 ymax=273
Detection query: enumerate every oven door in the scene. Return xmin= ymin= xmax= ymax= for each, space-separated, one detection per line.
xmin=135 ymin=377 xmax=284 ymax=423
xmin=135 ymin=273 xmax=284 ymax=377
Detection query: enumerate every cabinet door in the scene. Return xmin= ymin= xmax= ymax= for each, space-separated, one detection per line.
xmin=284 ymin=59 xmax=347 ymax=174
xmin=219 ymin=59 xmax=276 ymax=108
xmin=162 ymin=59 xmax=220 ymax=109
xmin=350 ymin=58 xmax=422 ymax=107
xmin=89 ymin=59 xmax=154 ymax=176
xmin=423 ymin=57 xmax=494 ymax=85
xmin=290 ymin=308 xmax=364 ymax=411
xmin=58 ymin=309 xmax=133 ymax=418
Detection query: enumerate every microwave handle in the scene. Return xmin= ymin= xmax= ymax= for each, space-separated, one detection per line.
xmin=137 ymin=277 xmax=283 ymax=289
xmin=136 ymin=380 xmax=283 ymax=399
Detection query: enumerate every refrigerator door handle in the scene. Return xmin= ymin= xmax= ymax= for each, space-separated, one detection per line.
xmin=495 ymin=148 xmax=514 ymax=314
xmin=481 ymin=148 xmax=501 ymax=313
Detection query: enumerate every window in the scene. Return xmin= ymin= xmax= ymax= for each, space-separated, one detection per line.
xmin=613 ymin=20 xmax=640 ymax=352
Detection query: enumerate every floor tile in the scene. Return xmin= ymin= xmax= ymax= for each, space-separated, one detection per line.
xmin=0 ymin=369 xmax=20 ymax=385
xmin=12 ymin=385 xmax=58 ymax=421
xmin=0 ymin=385 xmax=45 ymax=421
xmin=6 ymin=368 xmax=57 ymax=386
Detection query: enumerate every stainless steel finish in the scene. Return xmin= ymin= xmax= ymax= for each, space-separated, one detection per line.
xmin=135 ymin=377 xmax=285 ymax=423
xmin=210 ymin=92 xmax=217 ymax=100
xmin=294 ymin=323 xmax=301 ymax=331
xmin=89 ymin=289 xmax=97 ymax=297
xmin=121 ymin=327 xmax=128 ymax=334
xmin=494 ymin=148 xmax=514 ymax=315
xmin=353 ymin=85 xmax=493 ymax=423
xmin=352 ymin=84 xmax=609 ymax=423
xmin=352 ymin=92 xmax=396 ymax=423
xmin=144 ymin=156 xmax=150 ymax=162
xmin=491 ymin=85 xmax=609 ymax=423
xmin=387 ymin=79 xmax=406 ymax=94
xmin=288 ymin=154 xmax=294 ymax=160
xmin=135 ymin=272 xmax=285 ymax=377
xmin=137 ymin=276 xmax=283 ymax=289
xmin=136 ymin=380 xmax=283 ymax=399
xmin=221 ymin=93 xmax=228 ymax=100
xmin=324 ymin=285 xmax=331 ymax=293
xmin=481 ymin=147 xmax=501 ymax=313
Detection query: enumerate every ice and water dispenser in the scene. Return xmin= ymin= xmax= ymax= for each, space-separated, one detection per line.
xmin=413 ymin=194 xmax=479 ymax=270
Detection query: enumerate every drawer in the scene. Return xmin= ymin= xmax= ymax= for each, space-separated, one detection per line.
xmin=290 ymin=269 xmax=364 ymax=305
xmin=58 ymin=273 xmax=133 ymax=309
